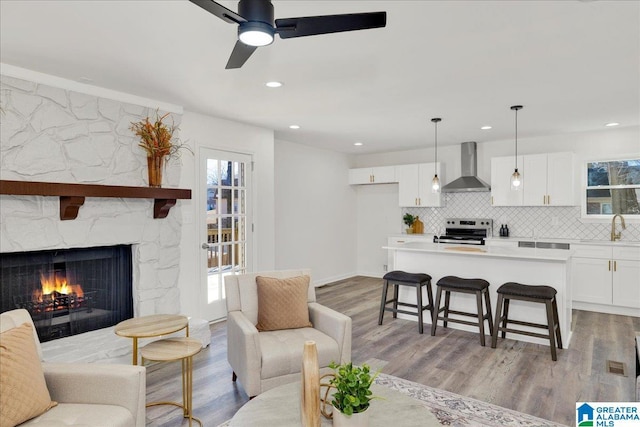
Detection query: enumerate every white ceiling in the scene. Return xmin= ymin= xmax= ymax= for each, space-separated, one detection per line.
xmin=1 ymin=0 xmax=638 ymax=154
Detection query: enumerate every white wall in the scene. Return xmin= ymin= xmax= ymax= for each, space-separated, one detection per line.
xmin=178 ymin=111 xmax=275 ymax=319
xmin=274 ymin=140 xmax=357 ymax=285
xmin=355 ymin=184 xmax=400 ymax=277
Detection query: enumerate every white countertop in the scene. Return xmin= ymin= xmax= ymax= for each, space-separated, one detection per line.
xmin=390 ymin=234 xmax=640 ymax=248
xmin=383 ymin=241 xmax=572 ymax=261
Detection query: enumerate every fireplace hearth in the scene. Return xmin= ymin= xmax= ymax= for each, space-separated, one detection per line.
xmin=1 ymin=245 xmax=133 ymax=342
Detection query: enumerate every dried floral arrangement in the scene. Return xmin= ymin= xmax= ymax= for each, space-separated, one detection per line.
xmin=130 ymin=110 xmax=190 ymax=160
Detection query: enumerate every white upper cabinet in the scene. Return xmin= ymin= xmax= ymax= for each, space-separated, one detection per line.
xmin=348 ymin=166 xmax=396 ymax=185
xmin=546 ymin=152 xmax=575 ymax=206
xmin=397 ymin=163 xmax=443 ymax=207
xmin=491 ymin=155 xmax=524 ymax=206
xmin=523 ymin=152 xmax=575 ymax=206
xmin=491 ymin=152 xmax=574 ymax=207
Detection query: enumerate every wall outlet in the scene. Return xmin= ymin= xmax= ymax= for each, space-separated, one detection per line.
xmin=551 ymin=216 xmax=559 ymax=226
xmin=383 ymin=264 xmax=388 ymax=272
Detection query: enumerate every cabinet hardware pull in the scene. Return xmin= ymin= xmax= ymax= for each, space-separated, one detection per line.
xmin=543 ymin=195 xmax=546 ymax=204
xmin=547 ymin=195 xmax=550 ymax=204
xmin=608 ymin=260 xmax=611 ymax=271
xmin=614 ymin=261 xmax=617 ymax=272
xmin=491 ymin=196 xmax=494 ymax=205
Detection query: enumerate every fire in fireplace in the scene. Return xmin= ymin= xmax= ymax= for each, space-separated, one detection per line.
xmin=1 ymin=245 xmax=133 ymax=342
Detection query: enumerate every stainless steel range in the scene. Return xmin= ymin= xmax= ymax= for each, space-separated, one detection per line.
xmin=433 ymin=218 xmax=493 ymax=245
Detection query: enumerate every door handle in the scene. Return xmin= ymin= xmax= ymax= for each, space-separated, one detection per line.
xmin=202 ymin=243 xmax=211 ymax=250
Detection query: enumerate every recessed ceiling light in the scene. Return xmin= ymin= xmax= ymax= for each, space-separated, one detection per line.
xmin=289 ymin=125 xmax=300 ymax=129
xmin=354 ymin=142 xmax=363 ymax=146
xmin=265 ymin=81 xmax=282 ymax=88
xmin=605 ymin=122 xmax=620 ymax=127
xmin=480 ymin=126 xmax=492 ymax=130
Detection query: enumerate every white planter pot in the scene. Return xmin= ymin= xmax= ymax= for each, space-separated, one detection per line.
xmin=332 ymin=407 xmax=369 ymax=427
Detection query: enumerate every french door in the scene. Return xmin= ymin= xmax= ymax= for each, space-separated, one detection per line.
xmin=199 ymin=148 xmax=252 ymax=321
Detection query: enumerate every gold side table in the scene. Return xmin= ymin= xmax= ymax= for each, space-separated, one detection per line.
xmin=141 ymin=337 xmax=203 ymax=427
xmin=115 ymin=314 xmax=189 ymax=365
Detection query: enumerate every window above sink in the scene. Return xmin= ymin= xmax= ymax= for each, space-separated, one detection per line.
xmin=583 ymin=158 xmax=640 ymax=220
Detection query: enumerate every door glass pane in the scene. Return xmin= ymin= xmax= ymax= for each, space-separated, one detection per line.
xmin=204 ymin=153 xmax=249 ymax=313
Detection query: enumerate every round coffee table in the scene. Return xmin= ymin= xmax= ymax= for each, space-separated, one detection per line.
xmin=115 ymin=314 xmax=189 ymax=365
xmin=229 ymin=381 xmax=440 ymax=426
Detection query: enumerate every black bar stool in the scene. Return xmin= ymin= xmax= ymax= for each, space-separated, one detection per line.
xmin=430 ymin=276 xmax=493 ymax=346
xmin=491 ymin=282 xmax=563 ymax=361
xmin=378 ymin=271 xmax=433 ymax=334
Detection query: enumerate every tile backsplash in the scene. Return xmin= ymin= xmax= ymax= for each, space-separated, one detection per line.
xmin=404 ymin=192 xmax=640 ymax=241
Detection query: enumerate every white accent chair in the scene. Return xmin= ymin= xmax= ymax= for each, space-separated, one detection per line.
xmin=225 ymin=269 xmax=352 ymax=397
xmin=0 ymin=309 xmax=146 ymax=427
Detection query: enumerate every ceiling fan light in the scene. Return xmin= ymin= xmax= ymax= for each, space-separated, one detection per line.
xmin=239 ymin=22 xmax=274 ymax=47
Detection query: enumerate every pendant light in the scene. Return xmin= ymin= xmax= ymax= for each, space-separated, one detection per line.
xmin=510 ymin=105 xmax=523 ymax=191
xmin=431 ymin=117 xmax=442 ymax=193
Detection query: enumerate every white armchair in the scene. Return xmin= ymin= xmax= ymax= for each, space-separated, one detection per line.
xmin=225 ymin=269 xmax=352 ymax=397
xmin=0 ymin=309 xmax=146 ymax=427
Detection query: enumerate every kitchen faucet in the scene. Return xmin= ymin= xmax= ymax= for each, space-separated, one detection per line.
xmin=610 ymin=214 xmax=626 ymax=241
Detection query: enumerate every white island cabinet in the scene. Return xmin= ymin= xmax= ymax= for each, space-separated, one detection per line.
xmin=384 ymin=241 xmax=573 ymax=347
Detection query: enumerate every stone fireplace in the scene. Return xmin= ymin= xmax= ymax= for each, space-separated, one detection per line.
xmin=0 ymin=74 xmax=185 ymax=325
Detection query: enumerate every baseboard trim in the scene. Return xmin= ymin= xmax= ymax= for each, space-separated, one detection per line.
xmin=573 ymin=301 xmax=640 ymax=317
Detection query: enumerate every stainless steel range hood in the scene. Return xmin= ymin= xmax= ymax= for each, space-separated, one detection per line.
xmin=441 ymin=141 xmax=491 ymax=193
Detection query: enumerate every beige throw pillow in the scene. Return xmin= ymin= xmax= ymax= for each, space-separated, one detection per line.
xmin=0 ymin=322 xmax=57 ymax=427
xmin=256 ymin=275 xmax=313 ymax=332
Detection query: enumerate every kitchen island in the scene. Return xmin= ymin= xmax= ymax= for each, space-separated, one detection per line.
xmin=384 ymin=240 xmax=573 ymax=347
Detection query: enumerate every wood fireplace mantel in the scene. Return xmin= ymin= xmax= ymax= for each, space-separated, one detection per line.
xmin=0 ymin=180 xmax=192 ymax=220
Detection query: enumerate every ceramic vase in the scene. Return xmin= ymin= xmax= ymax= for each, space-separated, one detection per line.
xmin=332 ymin=407 xmax=370 ymax=427
xmin=147 ymin=155 xmax=165 ymax=188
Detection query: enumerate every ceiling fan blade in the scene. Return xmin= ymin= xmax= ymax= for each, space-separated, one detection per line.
xmin=226 ymin=40 xmax=258 ymax=69
xmin=188 ymin=0 xmax=246 ymax=24
xmin=275 ymin=11 xmax=386 ymax=39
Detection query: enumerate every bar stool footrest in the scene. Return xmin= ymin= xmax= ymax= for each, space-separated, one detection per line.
xmin=500 ymin=318 xmax=550 ymax=330
xmin=435 ymin=316 xmax=481 ymax=328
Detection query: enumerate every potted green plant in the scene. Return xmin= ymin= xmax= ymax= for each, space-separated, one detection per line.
xmin=328 ymin=361 xmax=378 ymax=426
xmin=403 ymin=213 xmax=415 ymax=234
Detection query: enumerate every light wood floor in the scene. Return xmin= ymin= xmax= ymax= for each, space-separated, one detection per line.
xmin=145 ymin=276 xmax=640 ymax=426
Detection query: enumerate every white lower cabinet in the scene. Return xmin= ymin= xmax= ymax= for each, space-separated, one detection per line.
xmin=612 ymin=259 xmax=640 ymax=308
xmin=572 ymin=244 xmax=640 ymax=311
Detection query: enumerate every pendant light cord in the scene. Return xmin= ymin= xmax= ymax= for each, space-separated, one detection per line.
xmin=510 ymin=105 xmax=523 ymax=169
xmin=434 ymin=120 xmax=438 ymax=165
xmin=514 ymin=108 xmax=518 ymax=168
xmin=431 ymin=117 xmax=441 ymax=173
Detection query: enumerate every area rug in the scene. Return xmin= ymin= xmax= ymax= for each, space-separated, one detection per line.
xmin=217 ymin=373 xmax=568 ymax=427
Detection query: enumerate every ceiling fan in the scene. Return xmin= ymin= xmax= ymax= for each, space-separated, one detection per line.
xmin=189 ymin=0 xmax=387 ymax=69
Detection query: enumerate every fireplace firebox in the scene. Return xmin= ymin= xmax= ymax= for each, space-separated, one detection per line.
xmin=0 ymin=245 xmax=133 ymax=342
